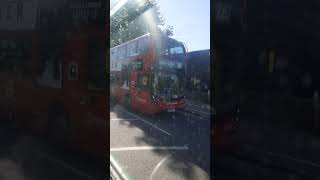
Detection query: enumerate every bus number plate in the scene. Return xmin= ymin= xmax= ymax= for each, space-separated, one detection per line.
xmin=168 ymin=108 xmax=175 ymax=112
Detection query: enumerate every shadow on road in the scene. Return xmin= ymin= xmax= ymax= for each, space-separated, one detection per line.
xmin=111 ymin=104 xmax=210 ymax=179
xmin=0 ymin=121 xmax=105 ymax=180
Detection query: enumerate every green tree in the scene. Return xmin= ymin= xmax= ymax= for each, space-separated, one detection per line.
xmin=110 ymin=0 xmax=173 ymax=47
xmin=164 ymin=25 xmax=173 ymax=37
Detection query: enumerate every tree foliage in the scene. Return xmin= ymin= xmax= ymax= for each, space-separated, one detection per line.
xmin=110 ymin=0 xmax=173 ymax=47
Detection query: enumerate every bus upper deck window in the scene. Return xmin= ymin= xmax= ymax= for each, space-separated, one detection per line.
xmin=170 ymin=47 xmax=183 ymax=54
xmin=119 ymin=45 xmax=127 ymax=59
xmin=127 ymin=41 xmax=137 ymax=56
xmin=138 ymin=37 xmax=148 ymax=54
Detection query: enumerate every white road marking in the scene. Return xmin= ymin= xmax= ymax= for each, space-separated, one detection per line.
xmin=186 ymin=101 xmax=210 ymax=108
xmin=187 ymin=102 xmax=204 ymax=109
xmin=110 ymin=165 xmax=122 ymax=180
xmin=120 ymin=108 xmax=171 ymax=136
xmin=176 ymin=110 xmax=210 ymax=121
xmin=111 ymin=118 xmax=138 ymax=121
xmin=149 ymin=154 xmax=172 ymax=180
xmin=39 ymin=153 xmax=97 ymax=180
xmin=110 ymin=155 xmax=130 ymax=180
xmin=110 ymin=146 xmax=189 ymax=152
xmin=185 ymin=107 xmax=210 ymax=116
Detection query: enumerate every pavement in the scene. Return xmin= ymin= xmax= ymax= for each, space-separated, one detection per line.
xmin=110 ymin=104 xmax=210 ymax=180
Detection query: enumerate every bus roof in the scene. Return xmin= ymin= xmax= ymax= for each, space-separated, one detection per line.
xmin=111 ymin=33 xmax=151 ymax=49
xmin=110 ymin=33 xmax=182 ymax=50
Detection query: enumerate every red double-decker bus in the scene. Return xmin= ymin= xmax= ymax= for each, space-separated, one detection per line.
xmin=1 ymin=1 xmax=108 ymax=158
xmin=110 ymin=33 xmax=188 ymax=114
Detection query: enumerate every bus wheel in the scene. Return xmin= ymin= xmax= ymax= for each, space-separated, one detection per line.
xmin=47 ymin=106 xmax=69 ymax=146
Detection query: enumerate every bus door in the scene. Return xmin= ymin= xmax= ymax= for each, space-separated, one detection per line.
xmin=63 ymin=31 xmax=92 ymax=152
xmin=63 ymin=31 xmax=107 ymax=156
xmin=86 ymin=35 xmax=107 ymax=156
xmin=128 ymin=68 xmax=137 ymax=107
xmin=135 ymin=72 xmax=150 ymax=110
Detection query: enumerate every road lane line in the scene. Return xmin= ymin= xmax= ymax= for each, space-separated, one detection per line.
xmin=111 ymin=118 xmax=138 ymax=121
xmin=120 ymin=108 xmax=171 ymax=136
xmin=39 ymin=153 xmax=97 ymax=180
xmin=110 ymin=165 xmax=122 ymax=180
xmin=185 ymin=108 xmax=210 ymax=116
xmin=186 ymin=102 xmax=202 ymax=108
xmin=176 ymin=110 xmax=210 ymax=121
xmin=149 ymin=154 xmax=172 ymax=180
xmin=187 ymin=102 xmax=209 ymax=110
xmin=110 ymin=146 xmax=189 ymax=152
xmin=110 ymin=155 xmax=130 ymax=180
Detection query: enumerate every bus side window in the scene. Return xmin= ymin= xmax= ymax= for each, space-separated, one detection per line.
xmin=36 ymin=57 xmax=62 ymax=88
xmin=0 ymin=39 xmax=32 ymax=75
xmin=119 ymin=45 xmax=127 ymax=59
xmin=130 ymin=60 xmax=143 ymax=71
xmin=111 ymin=49 xmax=115 ymax=61
xmin=138 ymin=37 xmax=148 ymax=55
xmin=137 ymin=60 xmax=143 ymax=71
xmin=127 ymin=41 xmax=137 ymax=56
xmin=115 ymin=47 xmax=119 ymax=59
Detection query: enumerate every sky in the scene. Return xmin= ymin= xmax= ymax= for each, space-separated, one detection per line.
xmin=155 ymin=0 xmax=210 ymax=52
xmin=110 ymin=0 xmax=210 ymax=52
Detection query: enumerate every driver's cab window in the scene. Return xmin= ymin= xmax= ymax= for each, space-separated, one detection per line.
xmin=137 ymin=74 xmax=149 ymax=91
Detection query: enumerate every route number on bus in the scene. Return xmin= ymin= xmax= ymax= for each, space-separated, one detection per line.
xmin=215 ymin=3 xmax=231 ymax=22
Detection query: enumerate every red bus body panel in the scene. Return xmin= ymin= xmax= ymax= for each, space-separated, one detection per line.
xmin=1 ymin=29 xmax=107 ymax=158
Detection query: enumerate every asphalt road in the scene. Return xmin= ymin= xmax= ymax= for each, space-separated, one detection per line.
xmin=213 ymin=98 xmax=320 ymax=180
xmin=110 ymin=104 xmax=210 ymax=180
xmin=0 ymin=100 xmax=210 ymax=180
xmin=0 ymin=125 xmax=105 ymax=180
xmin=213 ymin=150 xmax=318 ymax=180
